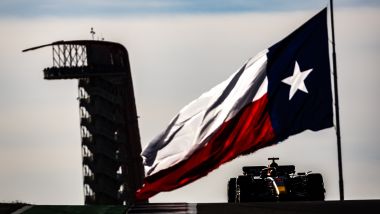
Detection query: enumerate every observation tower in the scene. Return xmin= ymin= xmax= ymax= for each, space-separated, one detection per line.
xmin=23 ymin=40 xmax=145 ymax=205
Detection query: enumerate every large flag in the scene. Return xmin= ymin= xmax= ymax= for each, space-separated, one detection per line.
xmin=136 ymin=8 xmax=333 ymax=201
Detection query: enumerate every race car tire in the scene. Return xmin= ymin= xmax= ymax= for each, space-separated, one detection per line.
xmin=227 ymin=178 xmax=237 ymax=203
xmin=306 ymin=173 xmax=325 ymax=201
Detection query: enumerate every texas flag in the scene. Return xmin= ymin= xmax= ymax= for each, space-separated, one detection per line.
xmin=136 ymin=8 xmax=333 ymax=201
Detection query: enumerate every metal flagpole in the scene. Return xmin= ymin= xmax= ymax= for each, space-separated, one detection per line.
xmin=329 ymin=0 xmax=344 ymax=201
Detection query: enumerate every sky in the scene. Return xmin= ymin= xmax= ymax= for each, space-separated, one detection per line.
xmin=0 ymin=0 xmax=379 ymax=205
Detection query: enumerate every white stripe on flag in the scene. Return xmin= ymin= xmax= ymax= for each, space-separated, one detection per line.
xmin=142 ymin=49 xmax=269 ymax=176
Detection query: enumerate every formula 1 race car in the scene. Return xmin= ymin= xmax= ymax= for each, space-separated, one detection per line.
xmin=228 ymin=158 xmax=325 ymax=202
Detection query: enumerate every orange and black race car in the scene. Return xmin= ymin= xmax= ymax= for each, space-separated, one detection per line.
xmin=228 ymin=158 xmax=325 ymax=202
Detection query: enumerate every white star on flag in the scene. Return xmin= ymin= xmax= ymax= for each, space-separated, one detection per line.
xmin=282 ymin=61 xmax=313 ymax=100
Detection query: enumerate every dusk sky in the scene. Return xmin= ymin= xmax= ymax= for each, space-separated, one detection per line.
xmin=0 ymin=0 xmax=379 ymax=204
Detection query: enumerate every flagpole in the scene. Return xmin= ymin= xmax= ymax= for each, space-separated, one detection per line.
xmin=329 ymin=0 xmax=344 ymax=201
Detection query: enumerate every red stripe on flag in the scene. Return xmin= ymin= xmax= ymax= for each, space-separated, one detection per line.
xmin=136 ymin=94 xmax=276 ymax=201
